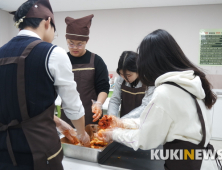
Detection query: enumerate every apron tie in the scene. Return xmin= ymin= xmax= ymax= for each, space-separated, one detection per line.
xmin=0 ymin=120 xmax=20 ymax=166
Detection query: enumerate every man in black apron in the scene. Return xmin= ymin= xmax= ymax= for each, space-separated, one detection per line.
xmin=0 ymin=0 xmax=89 ymax=169
xmin=61 ymin=15 xmax=110 ymax=126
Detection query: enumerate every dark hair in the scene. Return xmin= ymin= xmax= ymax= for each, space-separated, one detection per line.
xmin=13 ymin=0 xmax=55 ymax=30
xmin=137 ymin=29 xmax=217 ymax=109
xmin=116 ymin=51 xmax=138 ymax=80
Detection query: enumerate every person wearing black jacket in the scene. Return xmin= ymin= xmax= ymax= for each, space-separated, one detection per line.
xmin=60 ymin=14 xmax=110 ymax=126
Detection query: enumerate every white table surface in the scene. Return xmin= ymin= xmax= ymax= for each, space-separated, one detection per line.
xmin=62 ymin=157 xmax=109 ymax=170
xmin=62 ymin=156 xmax=128 ymax=170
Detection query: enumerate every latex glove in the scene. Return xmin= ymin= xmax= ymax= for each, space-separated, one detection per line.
xmin=109 ymin=115 xmax=124 ymax=128
xmin=98 ymin=115 xmax=123 ymax=129
xmin=92 ymin=100 xmax=102 ymax=122
xmin=77 ymin=131 xmax=90 ymax=147
xmin=56 ymin=118 xmax=78 ymax=144
xmin=99 ymin=115 xmax=139 ymax=129
xmin=96 ymin=129 xmax=113 ymax=143
xmin=119 ymin=118 xmax=139 ymax=129
xmin=109 ymin=115 xmax=140 ymax=129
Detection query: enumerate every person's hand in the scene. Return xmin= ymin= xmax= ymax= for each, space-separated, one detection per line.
xmin=92 ymin=100 xmax=102 ymax=122
xmin=109 ymin=115 xmax=124 ymax=128
xmin=56 ymin=118 xmax=78 ymax=144
xmin=98 ymin=115 xmax=124 ymax=129
xmin=77 ymin=131 xmax=90 ymax=147
xmin=111 ymin=116 xmax=139 ymax=129
xmin=96 ymin=129 xmax=113 ymax=143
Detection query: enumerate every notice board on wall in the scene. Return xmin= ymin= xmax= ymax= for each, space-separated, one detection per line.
xmin=199 ymin=29 xmax=222 ymax=66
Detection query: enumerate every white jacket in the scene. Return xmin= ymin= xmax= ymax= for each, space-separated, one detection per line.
xmin=113 ymin=70 xmax=218 ymax=170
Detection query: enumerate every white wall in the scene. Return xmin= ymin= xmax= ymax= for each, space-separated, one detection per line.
xmin=53 ymin=4 xmax=222 ymax=75
xmin=8 ymin=14 xmax=19 ymax=39
xmin=0 ymin=9 xmax=19 ymax=47
xmin=0 ymin=9 xmax=10 ymax=46
xmin=1 ymin=5 xmax=222 ymax=87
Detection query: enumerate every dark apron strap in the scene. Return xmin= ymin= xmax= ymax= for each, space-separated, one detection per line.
xmin=17 ymin=40 xmax=43 ymax=121
xmin=0 ymin=40 xmax=42 ymax=121
xmin=163 ymin=82 xmax=206 ymax=147
xmin=0 ymin=57 xmax=19 ymax=65
xmin=89 ymin=53 xmax=95 ymax=66
xmin=0 ymin=120 xmax=20 ymax=166
xmin=0 ymin=40 xmax=43 ymax=166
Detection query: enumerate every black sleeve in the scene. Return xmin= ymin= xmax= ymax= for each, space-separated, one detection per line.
xmin=94 ymin=54 xmax=110 ymax=95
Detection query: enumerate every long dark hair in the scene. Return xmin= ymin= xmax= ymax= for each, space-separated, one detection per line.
xmin=117 ymin=51 xmax=139 ymax=85
xmin=137 ymin=29 xmax=216 ymax=109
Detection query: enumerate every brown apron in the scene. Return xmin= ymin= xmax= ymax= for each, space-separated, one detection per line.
xmin=163 ymin=82 xmax=221 ymax=170
xmin=61 ymin=53 xmax=98 ymax=127
xmin=120 ymin=80 xmax=146 ymax=117
xmin=0 ymin=40 xmax=63 ymax=170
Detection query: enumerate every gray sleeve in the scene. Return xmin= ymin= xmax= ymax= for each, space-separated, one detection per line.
xmin=107 ymin=76 xmax=123 ymax=117
xmin=121 ymin=86 xmax=155 ymax=119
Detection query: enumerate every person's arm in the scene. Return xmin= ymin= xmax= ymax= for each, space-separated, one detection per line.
xmin=97 ymin=92 xmax=108 ymax=105
xmin=71 ymin=116 xmax=85 ymax=135
xmin=122 ymin=86 xmax=155 ymax=119
xmin=112 ymin=101 xmax=173 ymax=151
xmin=54 ymin=115 xmax=61 ymax=127
xmin=92 ymin=55 xmax=110 ymax=121
xmin=107 ymin=76 xmax=123 ymax=117
xmin=94 ymin=55 xmax=109 ymax=98
xmin=48 ymin=47 xmax=85 ymax=134
xmin=54 ymin=115 xmax=89 ymax=146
